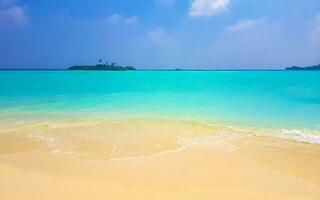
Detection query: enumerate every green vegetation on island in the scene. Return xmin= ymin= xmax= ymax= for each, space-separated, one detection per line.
xmin=286 ymin=64 xmax=320 ymax=71
xmin=68 ymin=60 xmax=136 ymax=71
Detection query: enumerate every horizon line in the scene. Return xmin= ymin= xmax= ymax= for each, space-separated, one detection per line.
xmin=0 ymin=68 xmax=287 ymax=71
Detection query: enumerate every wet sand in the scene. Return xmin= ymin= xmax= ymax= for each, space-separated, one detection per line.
xmin=1 ymin=119 xmax=320 ymax=199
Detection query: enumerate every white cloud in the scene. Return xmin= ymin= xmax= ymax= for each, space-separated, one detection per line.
xmin=148 ymin=27 xmax=170 ymax=44
xmin=108 ymin=14 xmax=120 ymax=23
xmin=124 ymin=16 xmax=138 ymax=25
xmin=0 ymin=0 xmax=28 ymax=25
xmin=0 ymin=5 xmax=27 ymax=24
xmin=227 ymin=18 xmax=266 ymax=32
xmin=189 ymin=0 xmax=229 ymax=17
xmin=108 ymin=14 xmax=138 ymax=25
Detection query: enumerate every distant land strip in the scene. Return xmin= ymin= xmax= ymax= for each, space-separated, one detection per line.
xmin=68 ymin=63 xmax=135 ymax=71
xmin=286 ymin=64 xmax=320 ymax=70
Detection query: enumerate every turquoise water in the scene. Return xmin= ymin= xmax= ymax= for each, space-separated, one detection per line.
xmin=0 ymin=70 xmax=320 ymax=130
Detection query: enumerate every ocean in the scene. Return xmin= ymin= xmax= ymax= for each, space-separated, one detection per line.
xmin=0 ymin=70 xmax=320 ymax=159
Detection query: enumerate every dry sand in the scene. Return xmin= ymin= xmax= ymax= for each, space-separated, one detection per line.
xmin=1 ymin=119 xmax=320 ymax=200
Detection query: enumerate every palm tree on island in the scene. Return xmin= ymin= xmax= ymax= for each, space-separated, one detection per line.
xmin=68 ymin=60 xmax=136 ymax=71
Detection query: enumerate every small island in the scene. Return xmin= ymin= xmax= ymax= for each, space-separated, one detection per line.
xmin=286 ymin=64 xmax=320 ymax=71
xmin=68 ymin=60 xmax=136 ymax=71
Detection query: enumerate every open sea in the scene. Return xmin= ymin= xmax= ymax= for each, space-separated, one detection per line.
xmin=0 ymin=70 xmax=320 ymax=159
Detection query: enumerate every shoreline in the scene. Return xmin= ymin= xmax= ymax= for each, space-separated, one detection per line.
xmin=1 ymin=116 xmax=320 ymax=163
xmin=1 ymin=135 xmax=320 ymax=199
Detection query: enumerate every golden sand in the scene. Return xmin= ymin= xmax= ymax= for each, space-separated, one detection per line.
xmin=1 ymin=118 xmax=320 ymax=200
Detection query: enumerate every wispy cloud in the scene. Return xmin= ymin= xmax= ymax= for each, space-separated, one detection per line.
xmin=148 ymin=27 xmax=171 ymax=44
xmin=124 ymin=16 xmax=138 ymax=25
xmin=189 ymin=0 xmax=230 ymax=17
xmin=108 ymin=14 xmax=138 ymax=25
xmin=227 ymin=18 xmax=266 ymax=33
xmin=0 ymin=2 xmax=27 ymax=25
xmin=108 ymin=14 xmax=121 ymax=23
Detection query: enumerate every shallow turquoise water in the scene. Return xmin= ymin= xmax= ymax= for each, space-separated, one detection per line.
xmin=0 ymin=70 xmax=320 ymax=130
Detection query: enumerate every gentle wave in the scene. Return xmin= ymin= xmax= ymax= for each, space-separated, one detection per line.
xmin=1 ymin=117 xmax=319 ymax=160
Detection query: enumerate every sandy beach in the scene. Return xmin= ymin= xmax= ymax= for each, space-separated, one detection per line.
xmin=1 ymin=119 xmax=320 ymax=200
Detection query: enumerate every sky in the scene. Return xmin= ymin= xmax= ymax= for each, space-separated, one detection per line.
xmin=0 ymin=0 xmax=320 ymax=69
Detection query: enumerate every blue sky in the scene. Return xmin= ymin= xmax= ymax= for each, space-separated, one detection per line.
xmin=0 ymin=0 xmax=320 ymax=69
